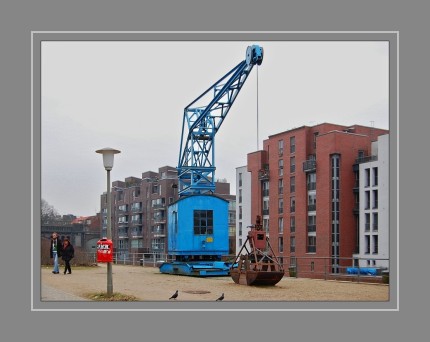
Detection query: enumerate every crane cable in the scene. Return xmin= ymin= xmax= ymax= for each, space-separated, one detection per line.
xmin=256 ymin=66 xmax=260 ymax=151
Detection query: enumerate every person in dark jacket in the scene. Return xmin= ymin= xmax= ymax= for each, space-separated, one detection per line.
xmin=49 ymin=232 xmax=63 ymax=274
xmin=61 ymin=238 xmax=74 ymax=274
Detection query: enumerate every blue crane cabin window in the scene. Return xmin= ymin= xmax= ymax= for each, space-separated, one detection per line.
xmin=194 ymin=210 xmax=213 ymax=235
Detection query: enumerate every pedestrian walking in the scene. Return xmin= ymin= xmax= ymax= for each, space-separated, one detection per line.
xmin=61 ymin=238 xmax=74 ymax=274
xmin=50 ymin=232 xmax=62 ymax=274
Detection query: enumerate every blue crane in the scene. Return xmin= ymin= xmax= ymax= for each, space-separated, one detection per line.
xmin=177 ymin=45 xmax=263 ymax=196
xmin=160 ymin=45 xmax=263 ymax=277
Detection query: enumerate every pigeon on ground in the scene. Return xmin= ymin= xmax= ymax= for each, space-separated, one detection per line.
xmin=216 ymin=293 xmax=224 ymax=301
xmin=169 ymin=290 xmax=178 ymax=300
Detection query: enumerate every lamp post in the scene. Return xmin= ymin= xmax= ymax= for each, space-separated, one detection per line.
xmin=96 ymin=147 xmax=121 ymax=296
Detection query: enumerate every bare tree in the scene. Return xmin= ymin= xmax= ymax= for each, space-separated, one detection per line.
xmin=41 ymin=198 xmax=59 ymax=225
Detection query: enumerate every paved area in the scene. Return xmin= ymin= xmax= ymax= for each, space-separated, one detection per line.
xmin=41 ymin=284 xmax=91 ymax=301
xmin=40 ymin=264 xmax=390 ymax=302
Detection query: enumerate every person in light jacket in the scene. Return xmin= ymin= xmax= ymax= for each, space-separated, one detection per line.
xmin=49 ymin=232 xmax=62 ymax=274
xmin=61 ymin=238 xmax=74 ymax=275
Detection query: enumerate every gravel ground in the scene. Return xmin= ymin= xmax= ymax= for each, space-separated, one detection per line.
xmin=40 ymin=264 xmax=389 ymax=302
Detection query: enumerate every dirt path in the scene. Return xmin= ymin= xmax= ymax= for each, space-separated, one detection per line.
xmin=40 ymin=264 xmax=389 ymax=302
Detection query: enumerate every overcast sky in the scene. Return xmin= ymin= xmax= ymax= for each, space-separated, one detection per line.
xmin=41 ymin=40 xmax=389 ymax=217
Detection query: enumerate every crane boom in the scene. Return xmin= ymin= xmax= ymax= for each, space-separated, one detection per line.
xmin=177 ymin=45 xmax=263 ymax=196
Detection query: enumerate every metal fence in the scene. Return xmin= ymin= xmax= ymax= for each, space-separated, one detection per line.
xmin=46 ymin=252 xmax=389 ymax=284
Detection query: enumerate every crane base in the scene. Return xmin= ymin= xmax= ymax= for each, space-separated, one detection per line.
xmin=159 ymin=261 xmax=232 ymax=277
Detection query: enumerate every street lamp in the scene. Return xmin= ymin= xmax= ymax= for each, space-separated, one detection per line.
xmin=96 ymin=147 xmax=121 ymax=296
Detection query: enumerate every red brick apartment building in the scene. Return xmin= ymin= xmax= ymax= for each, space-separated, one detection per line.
xmin=247 ymin=123 xmax=388 ymax=278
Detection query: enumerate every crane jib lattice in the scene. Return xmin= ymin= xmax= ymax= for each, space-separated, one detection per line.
xmin=177 ymin=45 xmax=263 ymax=196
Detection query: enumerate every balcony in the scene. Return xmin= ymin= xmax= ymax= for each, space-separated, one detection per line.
xmin=153 ymin=204 xmax=166 ymax=211
xmin=118 ymin=231 xmax=128 ymax=238
xmin=307 ymin=182 xmax=316 ymax=191
xmin=131 ymin=230 xmax=143 ymax=238
xmin=308 ymin=204 xmax=316 ymax=212
xmin=307 ymin=224 xmax=316 ymax=232
xmin=303 ymin=160 xmax=316 ymax=172
xmin=355 ymin=155 xmax=378 ymax=164
xmin=258 ymin=169 xmax=269 ymax=181
xmin=153 ymin=216 xmax=166 ymax=224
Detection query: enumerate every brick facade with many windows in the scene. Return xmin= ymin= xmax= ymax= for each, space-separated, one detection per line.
xmin=246 ymin=123 xmax=388 ymax=277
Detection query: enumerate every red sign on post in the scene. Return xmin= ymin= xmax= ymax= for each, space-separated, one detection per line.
xmin=97 ymin=238 xmax=113 ymax=263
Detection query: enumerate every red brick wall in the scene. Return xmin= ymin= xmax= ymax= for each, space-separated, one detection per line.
xmin=248 ymin=123 xmax=388 ymax=277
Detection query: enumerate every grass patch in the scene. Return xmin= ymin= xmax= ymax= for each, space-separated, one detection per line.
xmin=84 ymin=292 xmax=140 ymax=301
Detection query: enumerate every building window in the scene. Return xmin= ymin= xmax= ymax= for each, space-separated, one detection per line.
xmin=278 ymin=179 xmax=284 ymax=194
xmin=290 ymin=136 xmax=295 ymax=153
xmin=290 ymin=196 xmax=295 ymax=213
xmin=133 ymin=188 xmax=141 ymax=198
xmin=372 ymin=235 xmax=379 ymax=254
xmin=290 ymin=156 xmax=295 ymax=173
xmin=262 ymin=181 xmax=269 ymax=197
xmin=307 ymin=236 xmax=316 ymax=253
xmin=290 ymin=176 xmax=295 ymax=193
xmin=130 ymin=239 xmax=143 ymax=248
xmin=365 ymin=191 xmax=370 ymax=210
xmin=372 ymin=212 xmax=378 ymax=231
xmin=263 ymin=199 xmax=269 ymax=215
xmin=131 ymin=214 xmax=141 ymax=224
xmin=290 ymin=216 xmax=295 ymax=233
xmin=118 ymin=239 xmax=128 ymax=249
xmin=118 ymin=216 xmax=128 ymax=224
xmin=308 ymin=192 xmax=316 ymax=211
xmin=308 ymin=215 xmax=316 ymax=232
xmin=278 ymin=217 xmax=284 ymax=234
xmin=239 ymin=238 xmax=242 ymax=247
xmin=238 ymin=222 xmax=242 ymax=236
xmin=290 ymin=236 xmax=295 ymax=253
xmin=307 ymin=172 xmax=316 ymax=191
xmin=152 ymin=183 xmax=158 ymax=194
xmin=278 ymin=237 xmax=284 ymax=253
xmin=365 ymin=213 xmax=370 ymax=231
xmin=278 ymin=198 xmax=283 ymax=214
xmin=278 ymin=159 xmax=284 ymax=176
xmin=151 ymin=238 xmax=165 ymax=251
xmin=373 ymin=167 xmax=378 ymax=186
xmin=290 ymin=256 xmax=296 ymax=268
xmin=239 ymin=189 xmax=242 ymax=203
xmin=313 ymin=132 xmax=319 ymax=149
xmin=238 ymin=173 xmax=242 ymax=187
xmin=365 ymin=168 xmax=370 ymax=187
xmin=229 ymin=212 xmax=236 ymax=225
xmin=131 ymin=202 xmax=142 ymax=212
xmin=194 ymin=210 xmax=213 ymax=235
xmin=278 ymin=139 xmax=284 ymax=156
xmin=365 ymin=235 xmax=370 ymax=254
xmin=239 ymin=206 xmax=242 ymax=220
xmin=373 ymin=190 xmax=378 ymax=209
xmin=263 ymin=218 xmax=269 ymax=232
